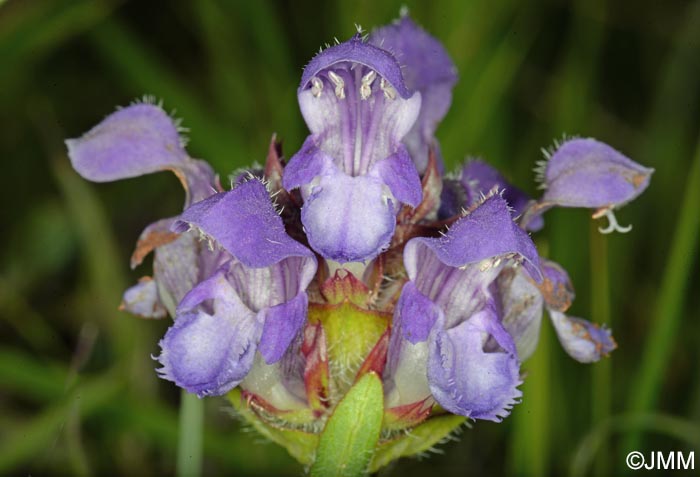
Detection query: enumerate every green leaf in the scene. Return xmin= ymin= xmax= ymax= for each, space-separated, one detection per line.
xmin=310 ymin=372 xmax=384 ymax=477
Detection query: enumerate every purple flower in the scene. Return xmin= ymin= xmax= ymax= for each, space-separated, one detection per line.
xmin=65 ymin=12 xmax=652 ymax=468
xmin=157 ymin=180 xmax=317 ymax=396
xmin=526 ymin=138 xmax=654 ymax=233
xmin=385 ymin=193 xmax=540 ymax=421
xmin=283 ymin=34 xmax=423 ymax=263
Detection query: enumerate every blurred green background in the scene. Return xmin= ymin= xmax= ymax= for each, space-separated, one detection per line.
xmin=1 ymin=0 xmax=698 ymax=475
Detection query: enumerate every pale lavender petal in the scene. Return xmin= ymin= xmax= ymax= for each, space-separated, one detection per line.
xmin=157 ymin=308 xmax=262 ymax=397
xmin=541 ymin=138 xmax=653 ymax=209
xmin=549 ymin=311 xmax=617 ymax=363
xmin=173 ymin=255 xmax=313 ymax=380
xmin=404 ymin=194 xmax=541 ymax=281
xmin=66 ymin=103 xmax=186 ymax=181
xmin=159 ymin=268 xmax=264 ymax=396
xmin=174 ymin=179 xmax=316 ymax=269
xmin=66 ymin=102 xmax=217 ymax=207
xmin=385 ymin=278 xmax=440 ymax=404
xmin=495 ymin=267 xmax=544 ymax=361
xmin=428 ymin=307 xmax=521 ymax=421
xmin=176 ymin=159 xmax=219 ymax=206
xmin=370 ymin=15 xmax=458 ymax=172
xmin=258 ymin=292 xmax=308 ymax=364
xmin=384 ymin=332 xmax=431 ymax=408
xmin=226 ymin=257 xmax=315 ymax=312
xmin=177 ymin=260 xmax=311 ymax=317
xmin=152 ymin=231 xmax=201 ymax=316
xmin=276 ymin=332 xmax=308 ymax=403
xmin=120 ymin=278 xmax=167 ymax=319
xmin=301 ymin=170 xmax=396 ymax=262
xmin=240 ymin=353 xmax=309 ymax=411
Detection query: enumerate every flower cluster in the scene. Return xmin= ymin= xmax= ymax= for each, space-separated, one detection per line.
xmin=66 ymin=14 xmax=652 ymax=469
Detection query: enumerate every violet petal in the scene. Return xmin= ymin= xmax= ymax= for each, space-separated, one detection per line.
xmin=258 ymin=292 xmax=309 ymax=364
xmin=66 ymin=102 xmax=216 ymax=206
xmin=541 ymin=138 xmax=653 ymax=209
xmin=174 ymin=179 xmax=316 ymax=270
xmin=428 ymin=307 xmax=522 ymax=421
xmin=369 ymin=146 xmax=422 ymax=207
xmin=404 ymin=194 xmax=541 ymax=281
xmin=159 ymin=269 xmax=264 ymax=397
xmin=282 ymin=136 xmax=334 ymax=191
xmin=394 ymin=281 xmax=443 ymax=344
xmin=157 ymin=309 xmax=261 ymax=397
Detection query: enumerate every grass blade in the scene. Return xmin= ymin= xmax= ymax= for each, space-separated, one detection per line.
xmin=626 ymin=135 xmax=700 ymax=444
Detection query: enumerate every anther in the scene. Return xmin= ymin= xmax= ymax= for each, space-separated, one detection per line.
xmin=328 ymin=71 xmax=345 ymax=99
xmin=380 ymin=77 xmax=396 ymax=100
xmin=310 ymin=77 xmax=323 ymax=98
xmin=360 ymin=70 xmax=377 ymax=100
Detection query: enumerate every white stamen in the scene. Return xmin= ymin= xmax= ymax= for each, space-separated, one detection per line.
xmin=596 ymin=208 xmax=632 ymax=234
xmin=380 ymin=77 xmax=396 ymax=100
xmin=360 ymin=70 xmax=376 ymax=100
xmin=310 ymin=76 xmax=323 ymax=97
xmin=328 ymin=71 xmax=345 ymax=99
